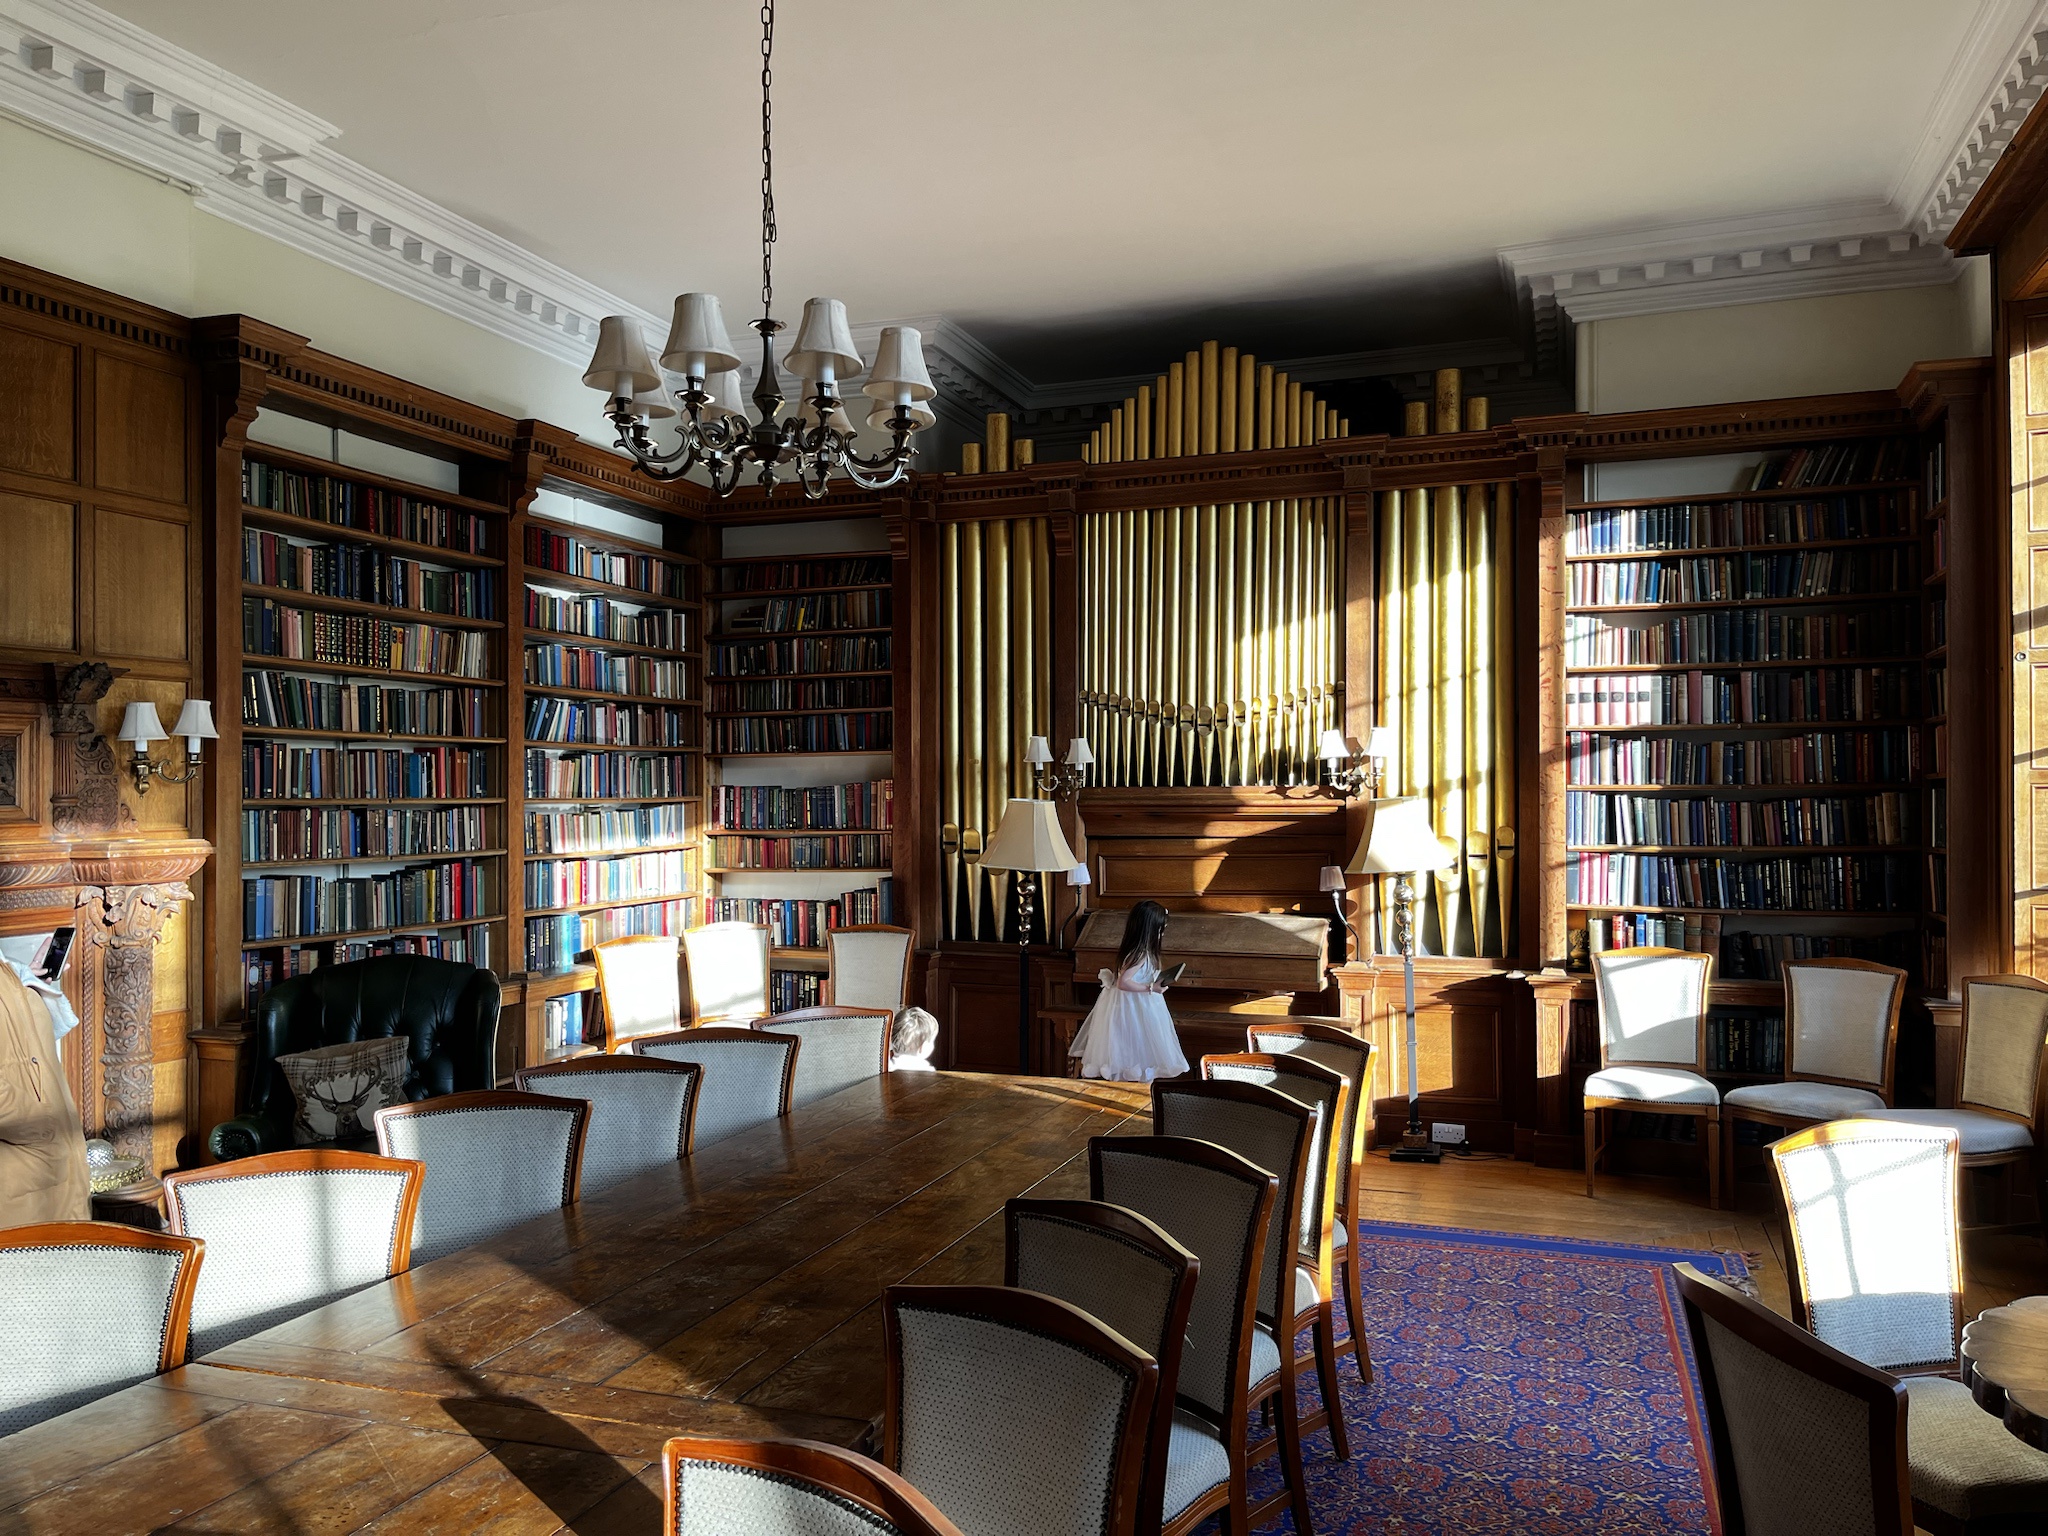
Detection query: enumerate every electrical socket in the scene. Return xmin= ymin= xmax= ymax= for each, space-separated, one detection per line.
xmin=1430 ymin=1122 xmax=1467 ymax=1146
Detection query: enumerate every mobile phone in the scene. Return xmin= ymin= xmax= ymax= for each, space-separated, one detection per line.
xmin=35 ymin=927 xmax=75 ymax=984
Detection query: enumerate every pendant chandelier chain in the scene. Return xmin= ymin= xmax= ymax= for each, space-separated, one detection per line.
xmin=759 ymin=0 xmax=776 ymax=321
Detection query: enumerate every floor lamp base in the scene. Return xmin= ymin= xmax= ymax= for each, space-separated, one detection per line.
xmin=1388 ymin=1137 xmax=1443 ymax=1165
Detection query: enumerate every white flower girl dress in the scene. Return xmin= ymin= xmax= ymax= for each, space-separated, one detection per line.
xmin=1070 ymin=956 xmax=1189 ymax=1083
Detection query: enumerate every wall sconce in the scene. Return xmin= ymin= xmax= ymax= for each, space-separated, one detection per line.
xmin=117 ymin=700 xmax=217 ymax=793
xmin=1318 ymin=724 xmax=1393 ymax=799
xmin=1025 ymin=734 xmax=1094 ymax=800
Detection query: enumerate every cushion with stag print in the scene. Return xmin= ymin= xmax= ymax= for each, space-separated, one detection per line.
xmin=277 ymin=1035 xmax=410 ymax=1145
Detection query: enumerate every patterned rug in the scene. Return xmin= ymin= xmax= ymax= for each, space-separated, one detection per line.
xmin=1229 ymin=1221 xmax=1749 ymax=1536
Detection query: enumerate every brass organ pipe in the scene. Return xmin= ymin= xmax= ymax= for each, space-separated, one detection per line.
xmin=1375 ymin=487 xmax=1403 ymax=953
xmin=1166 ymin=363 xmax=1185 ymax=459
xmin=1153 ymin=376 xmax=1168 ymax=462
xmin=1163 ymin=501 xmax=1183 ymax=784
xmin=1431 ymin=483 xmax=1467 ymax=953
xmin=1013 ymin=517 xmax=1035 ymax=799
xmin=1135 ymin=384 xmax=1152 ymax=462
xmin=1110 ymin=406 xmax=1124 ymax=464
xmin=1200 ymin=499 xmax=1220 ymax=784
xmin=1257 ymin=365 xmax=1274 ymax=450
xmin=962 ymin=443 xmax=983 ymax=475
xmin=988 ymin=412 xmax=1011 ymax=473
xmin=1493 ymin=482 xmax=1518 ymax=952
xmin=1238 ymin=355 xmax=1256 ymax=450
xmin=961 ymin=524 xmax=986 ymax=938
xmin=1466 ymin=479 xmax=1495 ymax=954
xmin=942 ymin=521 xmax=963 ymax=939
xmin=1219 ymin=347 xmax=1238 ymax=454
xmin=1032 ymin=517 xmax=1053 ymax=762
xmin=988 ymin=520 xmax=1014 ymax=935
xmin=1199 ymin=341 xmax=1219 ymax=457
xmin=1183 ymin=349 xmax=1201 ymax=460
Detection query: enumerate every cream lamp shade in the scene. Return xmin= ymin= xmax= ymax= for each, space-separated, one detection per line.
xmin=866 ymin=396 xmax=935 ymax=434
xmin=793 ymin=392 xmax=855 ymax=436
xmin=1066 ymin=863 xmax=1092 ymax=888
xmin=1317 ymin=729 xmax=1353 ymax=764
xmin=582 ymin=316 xmax=663 ymax=400
xmin=626 ymin=377 xmax=679 ymax=422
xmin=170 ymin=699 xmax=217 ymax=751
xmin=1348 ymin=797 xmax=1456 ymax=876
xmin=658 ymin=293 xmax=742 ymax=379
xmin=1025 ymin=736 xmax=1054 ymax=766
xmin=1319 ymin=864 xmax=1347 ymax=894
xmin=977 ymin=798 xmax=1077 ymax=874
xmin=1364 ymin=725 xmax=1395 ymax=761
xmin=699 ymin=370 xmax=752 ymax=426
xmin=1063 ymin=737 xmax=1095 ymax=767
xmin=116 ymin=701 xmax=166 ymax=748
xmin=783 ymin=297 xmax=864 ymax=386
xmin=863 ymin=326 xmax=936 ymax=405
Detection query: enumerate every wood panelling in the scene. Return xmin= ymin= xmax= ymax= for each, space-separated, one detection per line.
xmin=93 ymin=354 xmax=187 ymax=504
xmin=0 ymin=493 xmax=76 ymax=650
xmin=93 ymin=510 xmax=187 ymax=660
xmin=1077 ymin=786 xmax=1346 ymax=914
xmin=1334 ymin=956 xmax=1518 ymax=1151
xmin=0 ymin=330 xmax=75 ymax=480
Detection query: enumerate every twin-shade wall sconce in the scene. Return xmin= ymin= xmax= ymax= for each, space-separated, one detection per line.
xmin=1024 ymin=735 xmax=1093 ymax=800
xmin=116 ymin=700 xmax=217 ymax=793
xmin=1318 ymin=725 xmax=1394 ymax=799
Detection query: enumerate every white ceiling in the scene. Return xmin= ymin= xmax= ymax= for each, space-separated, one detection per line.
xmin=83 ymin=0 xmax=2023 ymax=382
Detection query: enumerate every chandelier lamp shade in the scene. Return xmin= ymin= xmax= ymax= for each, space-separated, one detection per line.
xmin=580 ymin=0 xmax=934 ymax=499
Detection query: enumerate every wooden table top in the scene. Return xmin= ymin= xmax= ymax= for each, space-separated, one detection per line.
xmin=0 ymin=1071 xmax=1150 ymax=1535
xmin=1961 ymin=1294 xmax=2048 ymax=1448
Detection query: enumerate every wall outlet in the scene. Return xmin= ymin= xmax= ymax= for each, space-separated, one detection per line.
xmin=1431 ymin=1122 xmax=1467 ymax=1146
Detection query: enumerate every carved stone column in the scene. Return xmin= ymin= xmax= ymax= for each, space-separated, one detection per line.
xmin=76 ymin=881 xmax=190 ymax=1157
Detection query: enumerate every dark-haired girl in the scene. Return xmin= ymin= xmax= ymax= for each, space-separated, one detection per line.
xmin=1070 ymin=900 xmax=1188 ymax=1082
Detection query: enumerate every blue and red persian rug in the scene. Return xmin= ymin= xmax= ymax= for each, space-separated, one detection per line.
xmin=1235 ymin=1221 xmax=1749 ymax=1535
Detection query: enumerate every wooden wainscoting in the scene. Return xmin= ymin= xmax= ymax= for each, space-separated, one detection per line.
xmin=1075 ymin=786 xmax=1348 ymax=914
xmin=1332 ymin=955 xmax=1522 ymax=1153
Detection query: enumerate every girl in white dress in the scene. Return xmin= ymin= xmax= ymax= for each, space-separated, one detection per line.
xmin=1071 ymin=901 xmax=1189 ymax=1083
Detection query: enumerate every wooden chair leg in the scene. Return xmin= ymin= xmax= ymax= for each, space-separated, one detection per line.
xmin=1339 ymin=1244 xmax=1372 ymax=1386
xmin=1274 ymin=1361 xmax=1317 ymax=1536
xmin=1311 ymin=1304 xmax=1350 ymax=1460
xmin=1705 ymin=1111 xmax=1722 ymax=1211
xmin=1584 ymin=1106 xmax=1599 ymax=1197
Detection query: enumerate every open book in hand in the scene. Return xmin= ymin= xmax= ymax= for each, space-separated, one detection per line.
xmin=1155 ymin=962 xmax=1188 ymax=987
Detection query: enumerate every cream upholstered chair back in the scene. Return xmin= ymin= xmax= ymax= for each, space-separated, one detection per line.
xmin=163 ymin=1150 xmax=423 ymax=1357
xmin=1592 ymin=946 xmax=1712 ymax=1068
xmin=1201 ymin=1052 xmax=1345 ymax=1257
xmin=1674 ymin=1264 xmax=1914 ymax=1536
xmin=1770 ymin=1119 xmax=1962 ymax=1373
xmin=663 ymin=1435 xmax=967 ymax=1536
xmin=681 ymin=922 xmax=772 ymax=1025
xmin=1959 ymin=975 xmax=2048 ymax=1120
xmin=515 ymin=1057 xmax=701 ymax=1191
xmin=373 ymin=1090 xmax=589 ymax=1264
xmin=757 ymin=1008 xmax=892 ymax=1108
xmin=631 ymin=1027 xmax=798 ymax=1147
xmin=0 ymin=1222 xmax=203 ymax=1436
xmin=825 ymin=925 xmax=914 ymax=1012
xmin=883 ymin=1284 xmax=1158 ymax=1536
xmin=1783 ymin=958 xmax=1905 ymax=1094
xmin=594 ymin=935 xmax=683 ymax=1046
xmin=1247 ymin=1022 xmax=1374 ymax=1201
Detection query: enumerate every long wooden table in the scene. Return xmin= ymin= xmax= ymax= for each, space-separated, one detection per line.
xmin=0 ymin=1071 xmax=1150 ymax=1534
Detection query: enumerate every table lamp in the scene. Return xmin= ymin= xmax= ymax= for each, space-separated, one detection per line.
xmin=1319 ymin=864 xmax=1350 ymax=962
xmin=1348 ymin=796 xmax=1457 ymax=1163
xmin=978 ymin=798 xmax=1078 ymax=1074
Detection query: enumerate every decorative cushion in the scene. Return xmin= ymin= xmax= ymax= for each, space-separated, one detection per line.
xmin=1860 ymin=1107 xmax=2034 ymax=1155
xmin=1723 ymin=1081 xmax=1886 ymax=1121
xmin=277 ymin=1035 xmax=409 ymax=1145
xmin=1162 ymin=1410 xmax=1232 ymax=1519
xmin=1903 ymin=1376 xmax=2048 ymax=1520
xmin=1584 ymin=1065 xmax=1719 ymax=1106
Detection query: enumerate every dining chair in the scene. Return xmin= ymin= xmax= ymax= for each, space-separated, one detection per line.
xmin=1088 ymin=1134 xmax=1277 ymax=1536
xmin=883 ymin=1282 xmax=1160 ymax=1536
xmin=1584 ymin=946 xmax=1722 ymax=1208
xmin=824 ymin=923 xmax=914 ymax=1011
xmin=162 ymin=1149 xmax=424 ymax=1357
xmin=663 ymin=1434 xmax=966 ymax=1536
xmin=681 ymin=920 xmax=773 ymax=1025
xmin=1246 ymin=1020 xmax=1377 ymax=1389
xmin=1201 ymin=1050 xmax=1353 ymax=1460
xmin=756 ymin=1005 xmax=893 ymax=1107
xmin=0 ymin=1222 xmax=203 ymax=1436
xmin=630 ymin=1026 xmax=799 ymax=1146
xmin=593 ymin=933 xmax=683 ymax=1049
xmin=515 ymin=1056 xmax=701 ymax=1190
xmin=1004 ymin=1198 xmax=1199 ymax=1536
xmin=1770 ymin=1118 xmax=1963 ymax=1375
xmin=1149 ymin=1079 xmax=1319 ymax=1532
xmin=1721 ymin=956 xmax=1905 ymax=1196
xmin=373 ymin=1089 xmax=589 ymax=1264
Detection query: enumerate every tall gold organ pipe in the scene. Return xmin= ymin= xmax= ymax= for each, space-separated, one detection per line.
xmin=986 ymin=412 xmax=1011 ymax=474
xmin=941 ymin=522 xmax=963 ymax=942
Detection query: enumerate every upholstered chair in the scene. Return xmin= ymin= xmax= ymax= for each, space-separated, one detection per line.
xmin=1721 ymin=957 xmax=1905 ymax=1195
xmin=824 ymin=924 xmax=914 ymax=1011
xmin=1148 ymin=1079 xmax=1319 ymax=1532
xmin=0 ymin=1222 xmax=203 ymax=1436
xmin=594 ymin=934 xmax=683 ymax=1049
xmin=756 ymin=1006 xmax=892 ymax=1108
xmin=1246 ymin=1020 xmax=1376 ymax=1389
xmin=883 ymin=1283 xmax=1160 ymax=1536
xmin=1003 ymin=1198 xmax=1199 ymax=1536
xmin=663 ymin=1435 xmax=966 ymax=1536
xmin=1583 ymin=946 xmax=1721 ymax=1207
xmin=1770 ymin=1119 xmax=1964 ymax=1375
xmin=630 ymin=1026 xmax=799 ymax=1147
xmin=373 ymin=1089 xmax=589 ymax=1264
xmin=162 ymin=1149 xmax=423 ymax=1358
xmin=515 ymin=1057 xmax=701 ymax=1191
xmin=1088 ymin=1134 xmax=1277 ymax=1536
xmin=680 ymin=921 xmax=772 ymax=1026
xmin=1201 ymin=1051 xmax=1353 ymax=1460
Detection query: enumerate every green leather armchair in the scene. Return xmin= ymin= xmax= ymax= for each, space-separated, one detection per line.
xmin=208 ymin=954 xmax=500 ymax=1161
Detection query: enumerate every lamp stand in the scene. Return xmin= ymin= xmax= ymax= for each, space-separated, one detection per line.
xmin=1329 ymin=893 xmax=1350 ymax=964
xmin=1014 ymin=874 xmax=1039 ymax=1076
xmin=1385 ymin=872 xmax=1441 ymax=1164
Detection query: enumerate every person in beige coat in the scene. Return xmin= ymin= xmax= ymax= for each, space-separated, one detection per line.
xmin=0 ymin=960 xmax=89 ymax=1227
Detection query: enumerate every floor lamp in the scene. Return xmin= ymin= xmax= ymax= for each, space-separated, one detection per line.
xmin=978 ymin=798 xmax=1078 ymax=1076
xmin=1349 ymin=796 xmax=1457 ymax=1164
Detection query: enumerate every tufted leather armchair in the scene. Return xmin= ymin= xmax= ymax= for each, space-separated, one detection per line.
xmin=208 ymin=955 xmax=500 ymax=1161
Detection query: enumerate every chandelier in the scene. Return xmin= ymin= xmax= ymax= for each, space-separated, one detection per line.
xmin=580 ymin=0 xmax=934 ymax=498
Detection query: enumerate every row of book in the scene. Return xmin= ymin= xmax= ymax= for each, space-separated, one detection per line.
xmin=710 ymin=713 xmax=892 ymax=754
xmin=525 ymin=696 xmax=691 ymax=747
xmin=1565 ymin=791 xmax=1916 ymax=850
xmin=707 ymin=636 xmax=890 ymax=676
xmin=1932 ymin=515 xmax=1949 ymax=573
xmin=524 ymin=588 xmax=688 ymax=649
xmin=540 ymin=992 xmax=589 ymax=1052
xmin=524 ymin=750 xmax=693 ymax=801
xmin=1564 ymin=607 xmax=1913 ymax=669
xmin=707 ymin=678 xmax=892 ymax=713
xmin=708 ymin=834 xmax=891 ymax=870
xmin=242 ymin=671 xmax=493 ymax=739
xmin=522 ymin=897 xmax=693 ymax=972
xmin=1930 ymin=785 xmax=1947 ymax=850
xmin=1928 ymin=667 xmax=1948 ymax=718
xmin=244 ymin=598 xmax=490 ymax=678
xmin=243 ymin=461 xmax=493 ymax=554
xmin=243 ymin=528 xmax=497 ymax=619
xmin=1930 ymin=595 xmax=1947 ymax=649
xmin=523 ymin=804 xmax=687 ymax=856
xmin=1747 ymin=440 xmax=1916 ymax=489
xmin=242 ymin=805 xmax=492 ymax=864
xmin=524 ymin=850 xmax=693 ymax=912
xmin=710 ymin=780 xmax=893 ymax=831
xmin=523 ymin=525 xmax=689 ymax=598
xmin=243 ymin=859 xmax=492 ymax=940
xmin=713 ymin=556 xmax=890 ymax=592
xmin=706 ymin=880 xmax=898 ymax=946
xmin=243 ymin=742 xmax=492 ymax=802
xmin=1566 ymin=548 xmax=1911 ymax=606
xmin=242 ymin=927 xmax=488 ymax=1009
xmin=1926 ymin=437 xmax=1948 ymax=507
xmin=769 ymin=970 xmax=824 ymax=1011
xmin=1564 ymin=667 xmax=1916 ymax=726
xmin=1567 ymin=852 xmax=1912 ymax=912
xmin=524 ymin=643 xmax=688 ymax=699
xmin=1577 ymin=910 xmax=1912 ymax=978
xmin=1564 ymin=492 xmax=1912 ymax=555
xmin=1567 ymin=728 xmax=1917 ymax=788
xmin=719 ymin=592 xmax=888 ymax=634
xmin=1702 ymin=1013 xmax=1785 ymax=1075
